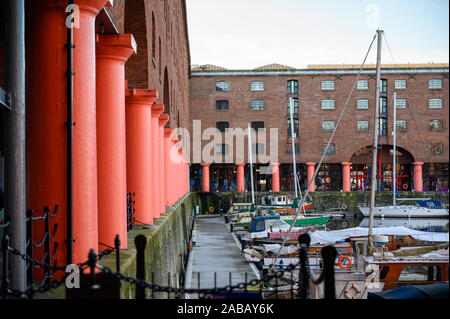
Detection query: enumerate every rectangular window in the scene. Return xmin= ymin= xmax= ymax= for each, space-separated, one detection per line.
xmin=322 ymin=143 xmax=336 ymax=155
xmin=287 ymin=98 xmax=298 ymax=114
xmin=357 ymin=80 xmax=369 ymax=90
xmin=357 ymin=99 xmax=369 ymax=109
xmin=321 ymin=80 xmax=335 ymax=90
xmin=215 ymin=81 xmax=229 ymax=91
xmin=430 ymin=142 xmax=444 ymax=155
xmin=216 ymin=100 xmax=229 ymax=110
xmin=380 ymin=96 xmax=388 ymax=114
xmin=215 ymin=144 xmax=229 ymax=155
xmin=216 ymin=121 xmax=229 ymax=133
xmin=357 ymin=120 xmax=369 ymax=131
xmin=429 ymin=119 xmax=443 ymax=131
xmin=287 ymin=80 xmax=299 ymax=94
xmin=396 ymin=120 xmax=407 ymax=131
xmin=429 ymin=79 xmax=443 ymax=89
xmin=251 ymin=121 xmax=264 ymax=132
xmin=287 ymin=143 xmax=300 ymax=155
xmin=395 ymin=98 xmax=407 ymax=109
xmin=321 ymin=99 xmax=335 ymax=110
xmin=429 ymin=98 xmax=443 ymax=109
xmin=322 ymin=121 xmax=335 ymax=131
xmin=250 ymin=100 xmax=264 ymax=110
xmin=250 ymin=81 xmax=264 ymax=91
xmin=379 ymin=117 xmax=388 ymax=136
xmin=395 ymin=79 xmax=407 ymax=89
xmin=380 ymin=79 xmax=387 ymax=93
xmin=252 ymin=143 xmax=265 ymax=155
xmin=287 ymin=118 xmax=299 ymax=138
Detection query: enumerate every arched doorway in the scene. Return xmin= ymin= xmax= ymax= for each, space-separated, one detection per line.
xmin=124 ymin=0 xmax=148 ymax=89
xmin=350 ymin=145 xmax=415 ymax=191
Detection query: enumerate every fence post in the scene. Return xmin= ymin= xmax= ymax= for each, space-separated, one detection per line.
xmin=1 ymin=233 xmax=10 ymax=299
xmin=134 ymin=234 xmax=146 ymax=299
xmin=88 ymin=249 xmax=98 ymax=299
xmin=321 ymin=245 xmax=337 ymax=300
xmin=26 ymin=210 xmax=33 ymax=298
xmin=43 ymin=206 xmax=51 ymax=290
xmin=298 ymin=233 xmax=310 ymax=299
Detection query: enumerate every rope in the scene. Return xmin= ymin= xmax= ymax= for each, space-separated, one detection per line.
xmin=269 ymin=33 xmax=378 ymax=271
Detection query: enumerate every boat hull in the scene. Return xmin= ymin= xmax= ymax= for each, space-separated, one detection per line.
xmin=359 ymin=206 xmax=449 ymax=218
xmin=282 ymin=216 xmax=330 ymax=227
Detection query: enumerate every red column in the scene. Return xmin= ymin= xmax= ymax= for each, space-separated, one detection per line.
xmin=164 ymin=128 xmax=175 ymax=206
xmin=96 ymin=34 xmax=136 ymax=249
xmin=158 ymin=114 xmax=169 ymax=213
xmin=125 ymin=89 xmax=158 ymax=225
xmin=306 ymin=162 xmax=316 ymax=192
xmin=236 ymin=163 xmax=245 ymax=192
xmin=151 ymin=104 xmax=163 ymax=219
xmin=201 ymin=164 xmax=211 ymax=192
xmin=342 ymin=162 xmax=352 ymax=192
xmin=413 ymin=162 xmax=424 ymax=192
xmin=271 ymin=163 xmax=281 ymax=192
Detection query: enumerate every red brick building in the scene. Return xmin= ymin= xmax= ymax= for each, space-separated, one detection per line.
xmin=189 ymin=63 xmax=449 ymax=194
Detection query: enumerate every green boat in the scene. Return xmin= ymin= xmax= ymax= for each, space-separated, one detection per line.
xmin=281 ymin=215 xmax=330 ymax=227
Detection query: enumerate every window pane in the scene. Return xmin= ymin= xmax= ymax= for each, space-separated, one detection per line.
xmin=287 ymin=143 xmax=300 ymax=155
xmin=395 ymin=79 xmax=407 ymax=89
xmin=215 ymin=144 xmax=229 ymax=155
xmin=429 ymin=79 xmax=442 ymax=89
xmin=429 ymin=120 xmax=443 ymax=131
xmin=287 ymin=118 xmax=299 ymax=137
xmin=250 ymin=100 xmax=264 ymax=110
xmin=251 ymin=81 xmax=264 ymax=91
xmin=380 ymin=97 xmax=387 ymax=113
xmin=396 ymin=98 xmax=407 ymax=109
xmin=216 ymin=100 xmax=229 ymax=110
xmin=216 ymin=121 xmax=229 ymax=132
xmin=216 ymin=81 xmax=229 ymax=91
xmin=357 ymin=80 xmax=368 ymax=90
xmin=396 ymin=120 xmax=407 ymax=131
xmin=322 ymin=121 xmax=335 ymax=131
xmin=252 ymin=143 xmax=265 ymax=155
xmin=380 ymin=79 xmax=387 ymax=93
xmin=251 ymin=121 xmax=264 ymax=131
xmin=287 ymin=98 xmax=299 ymax=114
xmin=321 ymin=80 xmax=335 ymax=90
xmin=321 ymin=99 xmax=335 ymax=110
xmin=379 ymin=118 xmax=387 ymax=136
xmin=429 ymin=98 xmax=443 ymax=109
xmin=287 ymin=80 xmax=298 ymax=94
xmin=322 ymin=143 xmax=335 ymax=155
xmin=357 ymin=99 xmax=369 ymax=109
xmin=357 ymin=120 xmax=369 ymax=131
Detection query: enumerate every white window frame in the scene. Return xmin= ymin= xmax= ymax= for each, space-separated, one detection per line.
xmin=250 ymin=99 xmax=264 ymax=110
xmin=396 ymin=98 xmax=407 ymax=109
xmin=357 ymin=99 xmax=369 ymax=109
xmin=215 ymin=81 xmax=229 ymax=91
xmin=429 ymin=79 xmax=443 ymax=89
xmin=250 ymin=81 xmax=264 ymax=91
xmin=357 ymin=120 xmax=369 ymax=131
xmin=429 ymin=98 xmax=443 ymax=109
xmin=321 ymin=99 xmax=335 ymax=110
xmin=321 ymin=80 xmax=335 ymax=90
xmin=322 ymin=121 xmax=335 ymax=131
xmin=357 ymin=80 xmax=369 ymax=90
xmin=395 ymin=79 xmax=407 ymax=89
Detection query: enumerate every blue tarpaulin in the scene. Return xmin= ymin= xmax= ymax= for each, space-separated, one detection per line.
xmin=368 ymin=283 xmax=449 ymax=299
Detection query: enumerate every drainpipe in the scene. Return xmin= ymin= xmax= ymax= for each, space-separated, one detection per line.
xmin=4 ymin=0 xmax=26 ymax=292
xmin=66 ymin=0 xmax=75 ymax=265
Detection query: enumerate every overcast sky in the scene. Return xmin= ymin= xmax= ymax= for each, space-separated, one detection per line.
xmin=186 ymin=0 xmax=449 ymax=69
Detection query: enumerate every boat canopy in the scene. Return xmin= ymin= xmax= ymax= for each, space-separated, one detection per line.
xmin=368 ymin=283 xmax=449 ymax=299
xmin=248 ymin=215 xmax=281 ymax=233
xmin=309 ymin=226 xmax=449 ymax=245
xmin=415 ymin=200 xmax=443 ymax=209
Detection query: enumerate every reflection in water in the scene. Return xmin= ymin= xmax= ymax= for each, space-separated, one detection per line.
xmin=358 ymin=217 xmax=449 ymax=233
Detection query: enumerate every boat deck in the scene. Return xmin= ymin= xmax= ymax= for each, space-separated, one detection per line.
xmin=184 ymin=216 xmax=260 ymax=298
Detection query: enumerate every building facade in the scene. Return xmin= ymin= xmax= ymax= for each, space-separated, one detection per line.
xmin=189 ymin=63 xmax=449 ymax=194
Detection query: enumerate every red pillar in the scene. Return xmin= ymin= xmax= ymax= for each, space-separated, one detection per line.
xmin=159 ymin=114 xmax=169 ymax=213
xmin=164 ymin=128 xmax=175 ymax=206
xmin=341 ymin=162 xmax=352 ymax=192
xmin=201 ymin=164 xmax=211 ymax=192
xmin=151 ymin=104 xmax=163 ymax=219
xmin=271 ymin=163 xmax=281 ymax=192
xmin=413 ymin=162 xmax=424 ymax=192
xmin=236 ymin=163 xmax=245 ymax=192
xmin=306 ymin=162 xmax=316 ymax=192
xmin=125 ymin=89 xmax=158 ymax=225
xmin=96 ymin=34 xmax=136 ymax=250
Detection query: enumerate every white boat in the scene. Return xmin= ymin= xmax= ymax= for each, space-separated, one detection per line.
xmin=359 ymin=200 xmax=449 ymax=218
xmin=358 ymin=217 xmax=449 ymax=231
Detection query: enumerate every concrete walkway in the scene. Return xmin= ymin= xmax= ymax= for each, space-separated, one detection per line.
xmin=184 ymin=215 xmax=260 ymax=298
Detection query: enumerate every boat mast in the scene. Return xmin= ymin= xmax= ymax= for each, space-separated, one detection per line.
xmin=247 ymin=123 xmax=255 ymax=204
xmin=368 ymin=29 xmax=383 ymax=253
xmin=393 ymin=92 xmax=397 ymax=207
xmin=288 ymin=97 xmax=299 ymax=198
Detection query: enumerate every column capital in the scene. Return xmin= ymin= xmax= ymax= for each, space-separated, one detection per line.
xmin=96 ymin=34 xmax=137 ymax=62
xmin=413 ymin=162 xmax=424 ymax=166
xmin=341 ymin=162 xmax=352 ymax=166
xmin=151 ymin=103 xmax=164 ymax=117
xmin=201 ymin=163 xmax=211 ymax=168
xmin=236 ymin=163 xmax=246 ymax=167
xmin=306 ymin=162 xmax=316 ymax=166
xmin=271 ymin=163 xmax=281 ymax=167
xmin=159 ymin=113 xmax=169 ymax=126
xmin=125 ymin=89 xmax=158 ymax=105
xmin=75 ymin=0 xmax=113 ymax=16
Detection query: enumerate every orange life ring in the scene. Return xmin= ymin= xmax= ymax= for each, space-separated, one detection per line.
xmin=344 ymin=283 xmax=362 ymax=299
xmin=336 ymin=256 xmax=352 ymax=269
xmin=402 ymin=183 xmax=408 ymax=190
xmin=209 ymin=206 xmax=214 ymax=213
